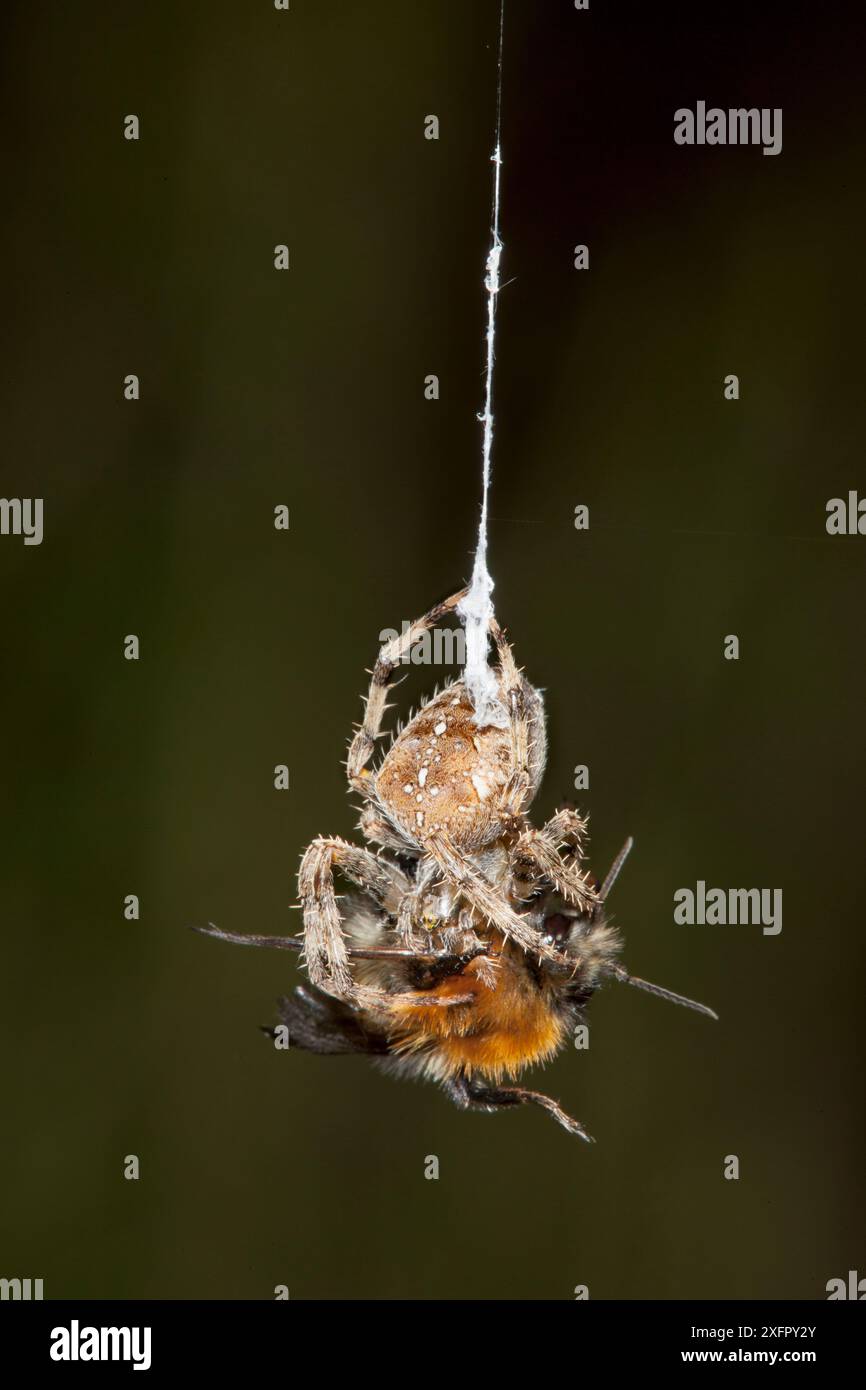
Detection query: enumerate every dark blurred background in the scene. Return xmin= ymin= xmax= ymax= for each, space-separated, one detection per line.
xmin=1 ymin=0 xmax=864 ymax=1299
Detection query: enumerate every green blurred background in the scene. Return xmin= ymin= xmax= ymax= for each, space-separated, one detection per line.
xmin=1 ymin=0 xmax=864 ymax=1299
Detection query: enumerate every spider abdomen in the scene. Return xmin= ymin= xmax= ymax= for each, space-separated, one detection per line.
xmin=376 ymin=682 xmax=513 ymax=842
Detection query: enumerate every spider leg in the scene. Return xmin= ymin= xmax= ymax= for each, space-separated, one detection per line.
xmin=510 ymin=826 xmax=600 ymax=912
xmin=488 ymin=619 xmax=546 ymax=817
xmin=395 ymin=858 xmax=440 ymax=950
xmin=444 ymin=1073 xmax=594 ymax=1142
xmin=298 ymin=836 xmax=487 ymax=1011
xmin=358 ymin=805 xmax=416 ymax=853
xmin=489 ymin=619 xmax=529 ymax=812
xmin=541 ymin=807 xmax=590 ymax=861
xmin=315 ymin=836 xmax=411 ymax=910
xmin=426 ymin=833 xmax=565 ymax=965
xmin=346 ymin=588 xmax=468 ymax=798
xmin=298 ymin=836 xmax=383 ymax=998
xmin=297 ymin=836 xmax=411 ymax=998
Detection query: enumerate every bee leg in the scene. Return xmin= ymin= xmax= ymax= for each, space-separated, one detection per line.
xmin=444 ymin=1073 xmax=594 ymax=1143
xmin=410 ymin=946 xmax=488 ymax=990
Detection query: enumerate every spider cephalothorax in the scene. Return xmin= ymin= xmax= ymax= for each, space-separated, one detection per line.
xmin=199 ymin=588 xmax=716 ymax=1140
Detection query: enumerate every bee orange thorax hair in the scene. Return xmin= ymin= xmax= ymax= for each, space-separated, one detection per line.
xmin=388 ymin=935 xmax=568 ymax=1083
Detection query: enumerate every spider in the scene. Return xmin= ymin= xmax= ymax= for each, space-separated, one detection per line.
xmin=198 ymin=588 xmax=717 ymax=1140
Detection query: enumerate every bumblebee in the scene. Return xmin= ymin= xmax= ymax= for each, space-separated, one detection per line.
xmin=198 ymin=589 xmax=716 ymax=1140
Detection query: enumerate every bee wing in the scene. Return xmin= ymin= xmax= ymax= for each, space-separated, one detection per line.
xmin=264 ymin=984 xmax=391 ymax=1055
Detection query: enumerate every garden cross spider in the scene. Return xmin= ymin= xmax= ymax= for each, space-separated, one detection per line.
xmin=199 ymin=588 xmax=716 ymax=1139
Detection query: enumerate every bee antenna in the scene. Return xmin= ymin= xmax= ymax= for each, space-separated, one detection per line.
xmin=192 ymin=923 xmax=304 ymax=951
xmin=607 ymin=962 xmax=718 ymax=1021
xmin=599 ymin=836 xmax=634 ymax=901
xmin=192 ymin=921 xmax=484 ymax=965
